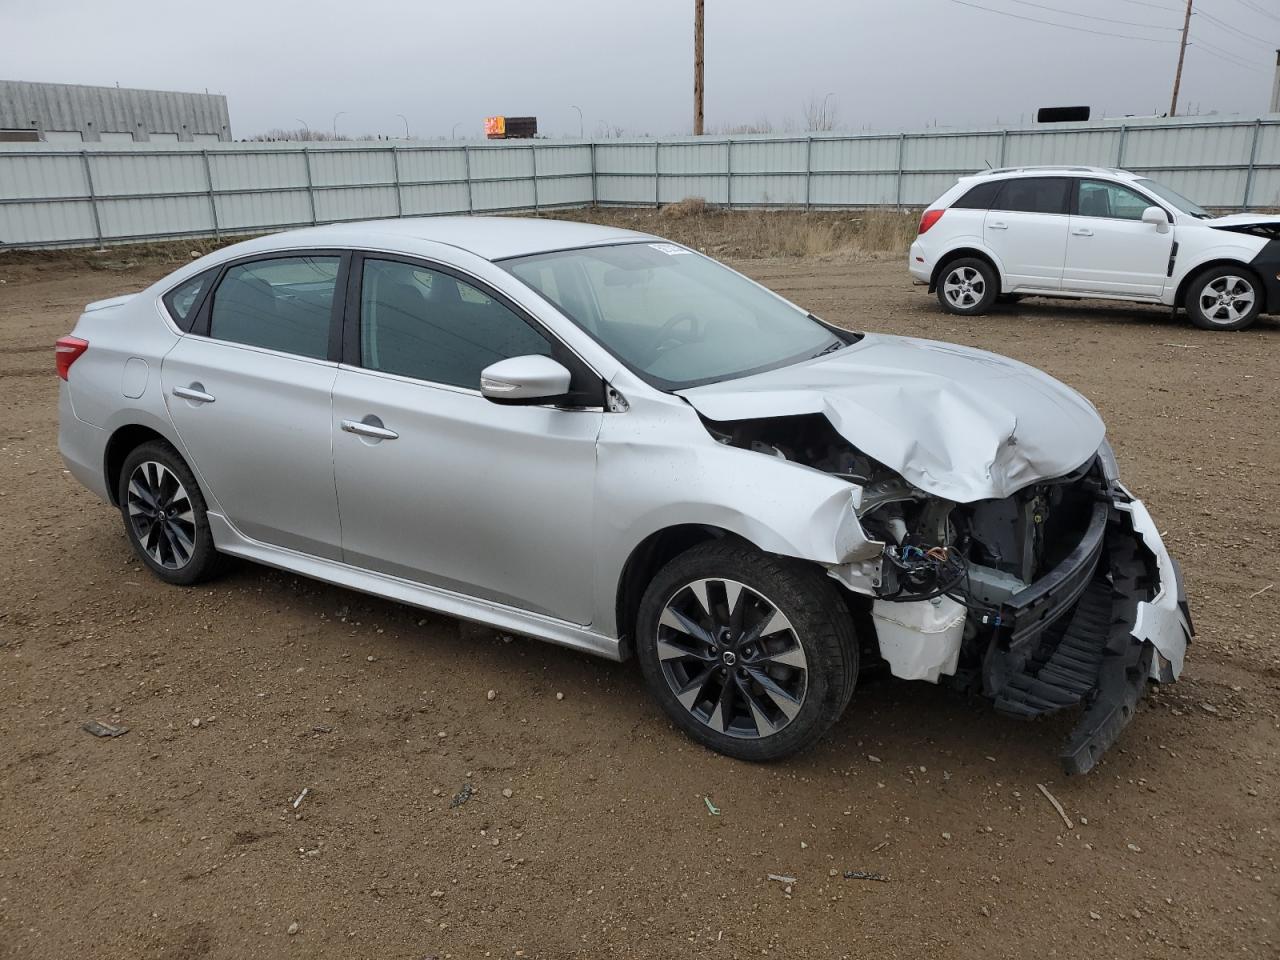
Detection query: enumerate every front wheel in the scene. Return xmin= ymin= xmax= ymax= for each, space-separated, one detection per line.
xmin=936 ymin=257 xmax=998 ymax=315
xmin=1185 ymin=266 xmax=1262 ymax=331
xmin=635 ymin=541 xmax=857 ymax=761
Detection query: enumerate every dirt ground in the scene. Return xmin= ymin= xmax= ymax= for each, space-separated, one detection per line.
xmin=1 ymin=239 xmax=1278 ymax=960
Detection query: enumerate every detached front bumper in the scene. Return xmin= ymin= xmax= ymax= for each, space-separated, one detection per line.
xmin=983 ymin=466 xmax=1192 ymax=775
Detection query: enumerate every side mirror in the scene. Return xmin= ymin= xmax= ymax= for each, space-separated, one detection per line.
xmin=1142 ymin=206 xmax=1171 ymax=233
xmin=480 ymin=355 xmax=572 ymax=405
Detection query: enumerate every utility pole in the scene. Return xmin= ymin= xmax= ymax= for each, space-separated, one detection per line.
xmin=694 ymin=0 xmax=704 ymax=135
xmin=1169 ymin=0 xmax=1193 ymax=117
xmin=1271 ymin=48 xmax=1280 ymax=114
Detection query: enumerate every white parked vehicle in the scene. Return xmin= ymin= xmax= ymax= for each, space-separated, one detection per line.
xmin=908 ymin=166 xmax=1280 ymax=330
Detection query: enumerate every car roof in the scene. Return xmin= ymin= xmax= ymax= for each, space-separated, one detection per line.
xmin=215 ymin=216 xmax=658 ymax=263
xmin=966 ymin=165 xmax=1144 ymax=183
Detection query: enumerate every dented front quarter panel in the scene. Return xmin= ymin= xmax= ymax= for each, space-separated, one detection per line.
xmin=591 ymin=371 xmax=879 ymax=637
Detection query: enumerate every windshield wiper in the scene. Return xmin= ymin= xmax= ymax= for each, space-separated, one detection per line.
xmin=812 ymin=340 xmax=845 ymax=359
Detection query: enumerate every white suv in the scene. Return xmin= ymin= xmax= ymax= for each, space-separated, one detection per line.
xmin=908 ymin=166 xmax=1280 ymax=331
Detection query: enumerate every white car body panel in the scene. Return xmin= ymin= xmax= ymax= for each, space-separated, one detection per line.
xmin=983 ymin=209 xmax=1068 ymax=291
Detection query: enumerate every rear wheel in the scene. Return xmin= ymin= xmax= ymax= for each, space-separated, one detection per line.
xmin=936 ymin=257 xmax=998 ymax=316
xmin=635 ymin=540 xmax=857 ymax=761
xmin=118 ymin=440 xmax=224 ymax=585
xmin=1185 ymin=266 xmax=1262 ymax=331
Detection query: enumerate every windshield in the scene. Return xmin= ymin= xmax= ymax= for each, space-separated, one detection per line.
xmin=502 ymin=242 xmax=847 ymax=390
xmin=1135 ymin=178 xmax=1211 ymax=219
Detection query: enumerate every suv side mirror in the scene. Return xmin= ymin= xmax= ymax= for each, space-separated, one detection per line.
xmin=480 ymin=355 xmax=573 ymax=405
xmin=1141 ymin=206 xmax=1171 ymax=233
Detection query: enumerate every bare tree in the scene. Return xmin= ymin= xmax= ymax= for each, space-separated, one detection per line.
xmin=802 ymin=95 xmax=839 ymax=132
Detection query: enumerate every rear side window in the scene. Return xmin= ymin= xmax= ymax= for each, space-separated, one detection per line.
xmin=1076 ymin=179 xmax=1155 ymax=220
xmin=992 ymin=177 xmax=1070 ymax=215
xmin=952 ymin=180 xmax=1003 ymax=210
xmin=208 ymin=256 xmax=340 ymax=360
xmin=359 ymin=258 xmax=554 ymax=389
xmin=163 ymin=270 xmax=215 ymax=331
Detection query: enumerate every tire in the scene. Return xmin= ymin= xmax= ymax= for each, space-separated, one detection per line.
xmin=635 ymin=540 xmax=858 ymax=761
xmin=1184 ymin=265 xmax=1263 ymax=331
xmin=936 ymin=257 xmax=998 ymax=316
xmin=117 ymin=440 xmax=224 ymax=586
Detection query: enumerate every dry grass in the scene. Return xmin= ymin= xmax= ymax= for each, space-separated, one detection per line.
xmin=556 ymin=204 xmax=920 ymax=260
xmin=0 ymin=205 xmax=920 ymax=272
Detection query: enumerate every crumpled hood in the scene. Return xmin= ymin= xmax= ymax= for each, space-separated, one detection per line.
xmin=1205 ymin=213 xmax=1280 ymax=228
xmin=678 ymin=333 xmax=1106 ymax=503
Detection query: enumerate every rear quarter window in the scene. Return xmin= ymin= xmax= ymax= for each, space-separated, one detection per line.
xmin=951 ymin=180 xmax=1003 ymax=210
xmin=162 ymin=270 xmax=215 ymax=331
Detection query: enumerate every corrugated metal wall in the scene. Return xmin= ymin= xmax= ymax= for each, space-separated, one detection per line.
xmin=0 ymin=80 xmax=232 ymax=142
xmin=2 ymin=116 xmax=1276 ymax=249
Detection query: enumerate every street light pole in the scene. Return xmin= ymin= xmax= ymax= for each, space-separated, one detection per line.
xmin=571 ymin=104 xmax=583 ymax=138
xmin=296 ymin=118 xmax=310 ymax=138
xmin=395 ymin=114 xmax=410 ymax=139
xmin=452 ymin=122 xmax=462 ymax=140
xmin=332 ymin=111 xmax=346 ymax=138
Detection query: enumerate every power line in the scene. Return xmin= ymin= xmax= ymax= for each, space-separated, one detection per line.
xmin=1216 ymin=0 xmax=1280 ymax=26
xmin=1190 ymin=37 xmax=1271 ymax=72
xmin=945 ymin=0 xmax=1181 ymax=42
xmin=1002 ymin=0 xmax=1182 ymax=30
xmin=1196 ymin=8 xmax=1278 ymax=48
xmin=1112 ymin=0 xmax=1183 ymax=10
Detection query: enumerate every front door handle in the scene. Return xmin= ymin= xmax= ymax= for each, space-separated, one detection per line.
xmin=341 ymin=417 xmax=399 ymax=441
xmin=987 ymin=221 xmax=1008 ymax=230
xmin=1072 ymin=227 xmax=1094 ymax=237
xmin=173 ymin=384 xmax=216 ymax=404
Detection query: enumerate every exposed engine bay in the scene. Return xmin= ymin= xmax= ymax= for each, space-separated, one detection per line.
xmin=703 ymin=412 xmax=1194 ymax=774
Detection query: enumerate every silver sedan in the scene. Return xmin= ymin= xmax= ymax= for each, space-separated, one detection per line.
xmin=57 ymin=217 xmax=1191 ymax=772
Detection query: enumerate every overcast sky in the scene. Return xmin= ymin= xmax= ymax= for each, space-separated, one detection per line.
xmin=5 ymin=0 xmax=1277 ymax=139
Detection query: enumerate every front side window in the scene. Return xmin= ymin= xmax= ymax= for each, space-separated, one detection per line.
xmin=208 ymin=256 xmax=339 ymax=359
xmin=503 ymin=243 xmax=847 ymax=390
xmin=1076 ymin=179 xmax=1156 ymax=221
xmin=359 ymin=258 xmax=553 ymax=388
xmin=993 ymin=177 xmax=1070 ymax=215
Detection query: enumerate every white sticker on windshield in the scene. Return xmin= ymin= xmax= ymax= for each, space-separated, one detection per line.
xmin=648 ymin=242 xmax=693 ymax=256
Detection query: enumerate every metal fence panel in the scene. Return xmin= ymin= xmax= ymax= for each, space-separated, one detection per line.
xmin=0 ymin=153 xmax=88 ymax=199
xmin=3 ymin=116 xmax=1277 ymax=249
xmin=209 ymin=151 xmax=308 ymax=191
xmin=215 ymin=190 xmax=312 ymax=232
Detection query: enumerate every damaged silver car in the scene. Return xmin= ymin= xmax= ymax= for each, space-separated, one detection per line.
xmin=57 ymin=217 xmax=1192 ymax=773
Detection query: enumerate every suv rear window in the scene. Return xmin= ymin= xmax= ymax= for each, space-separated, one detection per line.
xmin=952 ymin=180 xmax=1003 ymax=209
xmin=992 ymin=177 xmax=1070 ymax=215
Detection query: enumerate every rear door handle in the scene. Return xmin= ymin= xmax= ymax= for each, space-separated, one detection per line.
xmin=987 ymin=221 xmax=1008 ymax=230
xmin=1072 ymin=228 xmax=1094 ymax=237
xmin=172 ymin=384 xmax=216 ymax=404
xmin=341 ymin=417 xmax=399 ymax=441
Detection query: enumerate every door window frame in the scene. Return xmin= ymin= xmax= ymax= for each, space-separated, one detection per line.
xmin=342 ymin=251 xmax=606 ymax=408
xmin=989 ymin=176 xmax=1073 ymax=216
xmin=1070 ymin=178 xmax=1172 ymax=222
xmin=185 ymin=249 xmax=352 ymax=363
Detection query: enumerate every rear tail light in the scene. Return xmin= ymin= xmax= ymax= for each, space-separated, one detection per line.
xmin=918 ymin=209 xmax=945 ymax=235
xmin=55 ymin=336 xmax=89 ymax=380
